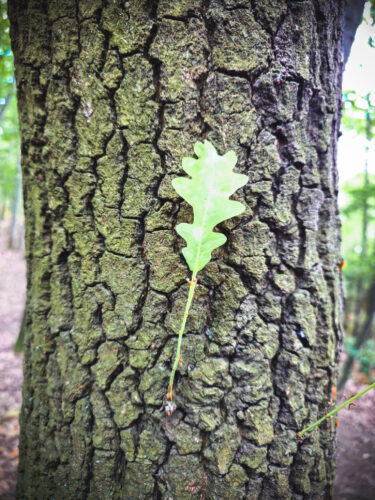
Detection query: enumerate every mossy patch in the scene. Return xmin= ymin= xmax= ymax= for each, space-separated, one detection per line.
xmin=145 ymin=230 xmax=186 ymax=293
xmin=150 ymin=17 xmax=208 ymax=102
xmin=103 ymin=0 xmax=153 ymax=55
xmin=204 ymin=422 xmax=241 ymax=475
xmin=209 ymin=8 xmax=271 ymax=72
xmin=115 ymin=55 xmax=158 ymax=144
xmin=106 ymin=368 xmax=142 ymax=428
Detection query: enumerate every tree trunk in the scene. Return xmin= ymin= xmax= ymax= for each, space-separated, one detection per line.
xmin=9 ymin=1 xmax=344 ymax=499
xmin=339 ymin=272 xmax=375 ymax=390
xmin=342 ymin=0 xmax=365 ymax=65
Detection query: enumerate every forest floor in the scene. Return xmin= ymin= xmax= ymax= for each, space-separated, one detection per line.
xmin=0 ymin=232 xmax=374 ymax=499
xmin=334 ymin=374 xmax=375 ymax=499
xmin=0 ymin=228 xmax=25 ymax=500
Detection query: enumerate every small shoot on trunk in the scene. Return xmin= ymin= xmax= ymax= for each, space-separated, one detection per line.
xmin=167 ymin=140 xmax=248 ymax=408
xmin=297 ymin=381 xmax=375 ymax=438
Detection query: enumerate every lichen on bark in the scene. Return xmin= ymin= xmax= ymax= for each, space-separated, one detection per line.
xmin=9 ymin=0 xmax=344 ymax=498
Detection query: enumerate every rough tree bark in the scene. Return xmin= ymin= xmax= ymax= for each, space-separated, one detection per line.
xmin=9 ymin=1 xmax=344 ymax=499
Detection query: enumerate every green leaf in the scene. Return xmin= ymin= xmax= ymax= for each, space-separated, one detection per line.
xmin=172 ymin=140 xmax=248 ymax=272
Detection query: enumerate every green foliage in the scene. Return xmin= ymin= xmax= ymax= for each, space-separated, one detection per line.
xmin=338 ymin=87 xmax=375 ymax=411
xmin=172 ymin=140 xmax=247 ymax=272
xmin=0 ymin=2 xmax=13 ymax=97
xmin=344 ymin=337 xmax=375 ymax=379
xmin=341 ymin=175 xmax=375 ymax=304
xmin=341 ymin=91 xmax=375 ymax=137
xmin=342 ymin=182 xmax=375 ymax=216
xmin=0 ymin=1 xmax=20 ymax=207
xmin=340 ymin=91 xmax=375 ymax=304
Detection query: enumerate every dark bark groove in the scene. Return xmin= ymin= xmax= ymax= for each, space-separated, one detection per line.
xmin=9 ymin=0 xmax=344 ymax=498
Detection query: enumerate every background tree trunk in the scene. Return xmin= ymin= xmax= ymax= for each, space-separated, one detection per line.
xmin=342 ymin=0 xmax=365 ymax=65
xmin=8 ymin=158 xmax=22 ymax=249
xmin=9 ymin=1 xmax=344 ymax=498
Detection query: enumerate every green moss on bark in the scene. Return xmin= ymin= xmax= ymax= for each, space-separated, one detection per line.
xmin=10 ymin=0 xmax=344 ymax=497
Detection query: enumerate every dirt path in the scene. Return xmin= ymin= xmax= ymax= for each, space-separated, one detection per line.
xmin=0 ymin=229 xmax=374 ymax=499
xmin=0 ymin=230 xmax=25 ymax=499
xmin=334 ymin=377 xmax=375 ymax=499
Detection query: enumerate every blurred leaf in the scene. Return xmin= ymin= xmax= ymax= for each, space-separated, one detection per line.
xmin=341 ymin=92 xmax=375 ymax=137
xmin=0 ymin=0 xmax=20 ymax=206
xmin=370 ymin=0 xmax=375 ymax=26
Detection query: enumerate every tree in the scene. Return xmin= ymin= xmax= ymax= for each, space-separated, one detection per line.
xmin=9 ymin=1 xmax=346 ymax=498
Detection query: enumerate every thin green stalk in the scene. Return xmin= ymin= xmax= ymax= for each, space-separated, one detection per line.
xmin=298 ymin=381 xmax=375 ymax=438
xmin=168 ymin=206 xmax=203 ymax=401
xmin=167 ymin=140 xmax=248 ymax=405
xmin=168 ymin=270 xmax=198 ymax=400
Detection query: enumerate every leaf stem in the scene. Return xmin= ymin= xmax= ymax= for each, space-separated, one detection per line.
xmin=168 ymin=270 xmax=198 ymax=400
xmin=298 ymin=381 xmax=375 ymax=437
